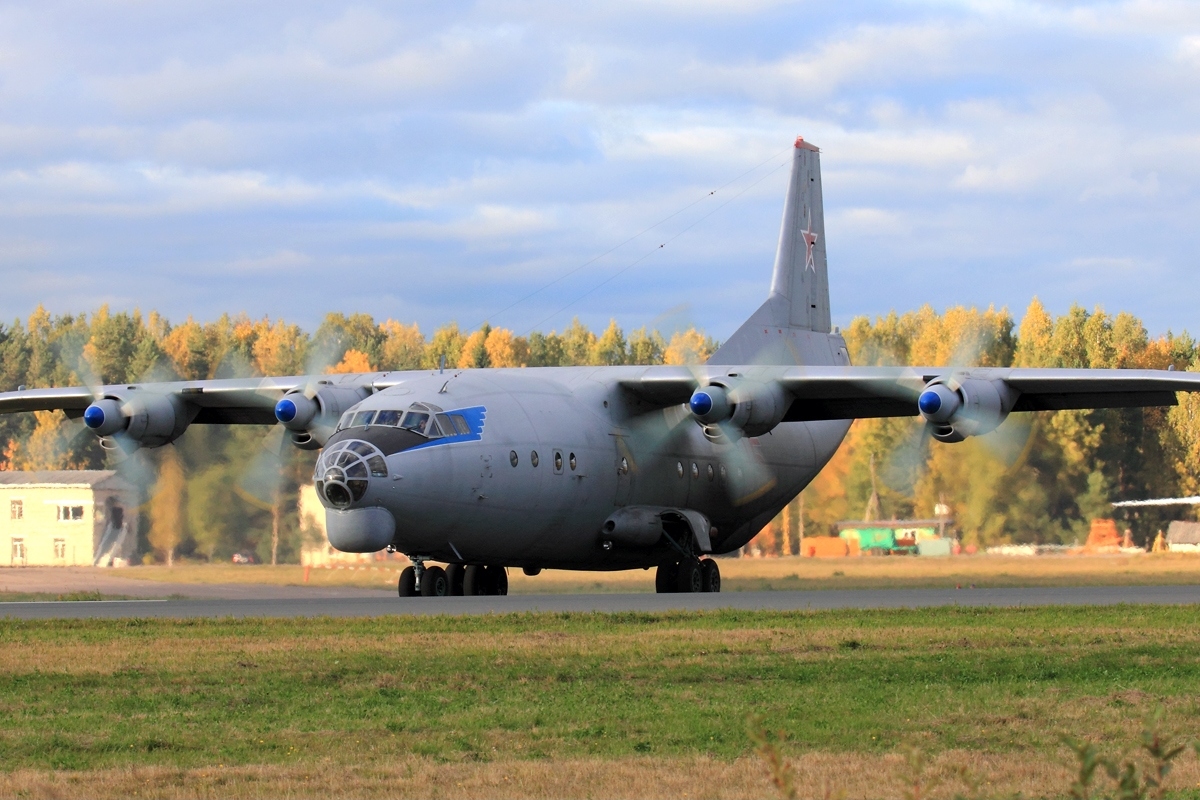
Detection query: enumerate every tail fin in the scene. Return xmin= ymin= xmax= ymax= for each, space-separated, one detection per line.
xmin=708 ymin=137 xmax=837 ymax=366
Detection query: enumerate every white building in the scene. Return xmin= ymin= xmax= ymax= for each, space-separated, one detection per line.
xmin=0 ymin=471 xmax=139 ymax=566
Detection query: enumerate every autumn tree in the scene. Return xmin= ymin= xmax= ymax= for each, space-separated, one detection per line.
xmin=148 ymin=448 xmax=186 ymax=566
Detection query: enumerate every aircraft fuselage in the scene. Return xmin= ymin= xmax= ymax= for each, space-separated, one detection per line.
xmin=316 ymin=367 xmax=850 ymax=570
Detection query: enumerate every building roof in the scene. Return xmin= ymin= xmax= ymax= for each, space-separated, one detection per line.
xmin=836 ymin=519 xmax=949 ymax=530
xmin=0 ymin=470 xmax=134 ymax=491
xmin=1167 ymin=520 xmax=1200 ymax=545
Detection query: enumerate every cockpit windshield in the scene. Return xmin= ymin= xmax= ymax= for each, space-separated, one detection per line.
xmin=400 ymin=411 xmax=430 ymax=433
xmin=374 ymin=410 xmax=401 ymax=426
xmin=335 ymin=401 xmax=467 ymax=439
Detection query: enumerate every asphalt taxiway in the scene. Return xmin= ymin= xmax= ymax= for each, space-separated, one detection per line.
xmin=2 ymin=584 xmax=1198 ymax=620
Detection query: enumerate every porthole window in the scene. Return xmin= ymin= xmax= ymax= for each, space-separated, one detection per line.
xmin=619 ymin=457 xmax=629 ymax=475
xmin=691 ymin=462 xmax=699 ymax=479
xmin=531 ymin=451 xmax=540 ymax=468
xmin=676 ymin=461 xmax=684 ymax=478
xmin=719 ymin=464 xmax=727 ymax=484
xmin=554 ymin=452 xmax=563 ymax=471
xmin=569 ymin=453 xmax=577 ymax=471
xmin=707 ymin=464 xmax=715 ymax=482
xmin=509 ymin=450 xmax=518 ymax=468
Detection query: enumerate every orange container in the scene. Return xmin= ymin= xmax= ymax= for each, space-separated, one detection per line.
xmin=802 ymin=536 xmax=850 ymax=558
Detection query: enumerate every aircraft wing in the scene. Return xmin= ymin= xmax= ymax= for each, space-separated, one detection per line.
xmin=0 ymin=373 xmax=412 ymax=427
xmin=777 ymin=366 xmax=1200 ymax=421
xmin=619 ymin=364 xmax=1200 ymax=441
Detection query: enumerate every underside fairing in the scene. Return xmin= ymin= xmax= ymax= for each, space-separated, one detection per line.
xmin=315 ymin=367 xmax=851 ymax=570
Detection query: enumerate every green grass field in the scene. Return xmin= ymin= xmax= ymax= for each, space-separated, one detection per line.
xmin=2 ymin=606 xmax=1199 ymax=798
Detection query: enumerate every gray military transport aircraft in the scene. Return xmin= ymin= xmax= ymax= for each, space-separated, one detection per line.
xmin=3 ymin=137 xmax=1198 ymax=596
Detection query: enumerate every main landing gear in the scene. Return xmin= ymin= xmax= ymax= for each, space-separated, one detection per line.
xmin=398 ymin=557 xmax=508 ymax=597
xmin=655 ymin=558 xmax=721 ymax=593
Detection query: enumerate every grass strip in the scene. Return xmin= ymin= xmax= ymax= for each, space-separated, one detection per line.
xmin=1 ymin=605 xmax=1199 ymax=779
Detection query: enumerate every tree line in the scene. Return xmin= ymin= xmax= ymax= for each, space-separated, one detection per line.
xmin=0 ymin=307 xmax=717 ymax=564
xmin=0 ymin=299 xmax=1194 ymax=562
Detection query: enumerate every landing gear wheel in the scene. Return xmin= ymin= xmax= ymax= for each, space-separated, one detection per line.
xmin=676 ymin=559 xmax=703 ymax=593
xmin=463 ymin=565 xmax=487 ymax=595
xmin=493 ymin=566 xmax=509 ymax=596
xmin=446 ymin=563 xmax=465 ymax=596
xmin=700 ymin=559 xmax=721 ymax=593
xmin=398 ymin=566 xmax=417 ymax=597
xmin=655 ymin=562 xmax=679 ymax=593
xmin=420 ymin=565 xmax=449 ymax=597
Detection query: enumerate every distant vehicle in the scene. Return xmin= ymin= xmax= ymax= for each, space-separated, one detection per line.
xmin=231 ymin=552 xmax=259 ymax=565
xmin=4 ymin=137 xmax=1200 ymax=597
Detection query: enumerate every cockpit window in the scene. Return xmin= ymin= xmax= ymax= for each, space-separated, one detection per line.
xmin=374 ymin=409 xmax=401 ymax=427
xmin=400 ymin=411 xmax=430 ymax=433
xmin=351 ymin=410 xmax=376 ymax=428
xmin=450 ymin=415 xmax=471 ymax=435
xmin=337 ymin=412 xmax=354 ymax=431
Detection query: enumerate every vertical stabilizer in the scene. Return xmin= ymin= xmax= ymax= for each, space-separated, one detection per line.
xmin=771 ymin=138 xmax=830 ymax=332
xmin=708 ymin=137 xmax=841 ymax=366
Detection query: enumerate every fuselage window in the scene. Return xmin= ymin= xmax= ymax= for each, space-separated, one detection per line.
xmin=509 ymin=450 xmax=518 ymax=467
xmin=691 ymin=462 xmax=699 ymax=479
xmin=531 ymin=451 xmax=539 ymax=468
xmin=450 ymin=415 xmax=470 ymax=435
xmin=707 ymin=464 xmax=715 ymax=482
xmin=351 ymin=410 xmax=376 ymax=428
xmin=676 ymin=461 xmax=684 ymax=478
xmin=401 ymin=411 xmax=430 ymax=433
xmin=554 ymin=452 xmax=563 ymax=471
xmin=569 ymin=453 xmax=577 ymax=471
xmin=375 ymin=410 xmax=401 ymax=427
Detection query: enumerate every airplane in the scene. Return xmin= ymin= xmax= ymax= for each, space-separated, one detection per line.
xmin=3 ymin=136 xmax=1199 ymax=597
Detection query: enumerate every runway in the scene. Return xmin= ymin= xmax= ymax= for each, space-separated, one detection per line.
xmin=2 ymin=584 xmax=1198 ymax=620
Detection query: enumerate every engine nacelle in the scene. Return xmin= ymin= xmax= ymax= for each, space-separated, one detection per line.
xmin=918 ymin=378 xmax=1016 ymax=443
xmin=275 ymin=385 xmax=369 ymax=449
xmin=83 ymin=391 xmax=190 ymax=451
xmin=689 ymin=380 xmax=788 ymax=441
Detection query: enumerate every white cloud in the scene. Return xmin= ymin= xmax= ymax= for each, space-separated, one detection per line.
xmin=0 ymin=0 xmax=1196 ymax=335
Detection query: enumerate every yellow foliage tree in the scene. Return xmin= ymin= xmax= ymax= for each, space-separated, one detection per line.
xmin=663 ymin=329 xmax=715 ymax=365
xmin=162 ymin=318 xmax=211 ymax=380
xmin=379 ymin=321 xmax=425 ymax=370
xmin=148 ymin=448 xmax=186 ymax=567
xmin=458 ymin=329 xmax=490 ymax=368
xmin=13 ymin=411 xmax=84 ymax=471
xmin=251 ymin=319 xmax=308 ymax=376
xmin=484 ymin=328 xmax=527 ymax=367
xmin=328 ymin=349 xmax=373 ymax=374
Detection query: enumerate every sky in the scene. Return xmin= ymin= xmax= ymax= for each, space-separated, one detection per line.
xmin=0 ymin=0 xmax=1197 ymax=342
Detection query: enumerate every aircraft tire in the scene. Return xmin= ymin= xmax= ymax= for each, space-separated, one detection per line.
xmin=463 ymin=564 xmax=486 ymax=595
xmin=676 ymin=559 xmax=703 ymax=593
xmin=493 ymin=566 xmax=509 ymax=596
xmin=655 ymin=562 xmax=678 ymax=593
xmin=700 ymin=559 xmax=721 ymax=593
xmin=420 ymin=565 xmax=449 ymax=597
xmin=398 ymin=566 xmax=417 ymax=597
xmin=446 ymin=563 xmax=465 ymax=596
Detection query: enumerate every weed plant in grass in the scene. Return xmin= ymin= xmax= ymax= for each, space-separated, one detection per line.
xmin=2 ymin=606 xmax=1200 ymax=798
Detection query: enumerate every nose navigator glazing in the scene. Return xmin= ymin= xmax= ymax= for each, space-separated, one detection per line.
xmin=314 ymin=439 xmax=388 ymax=508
